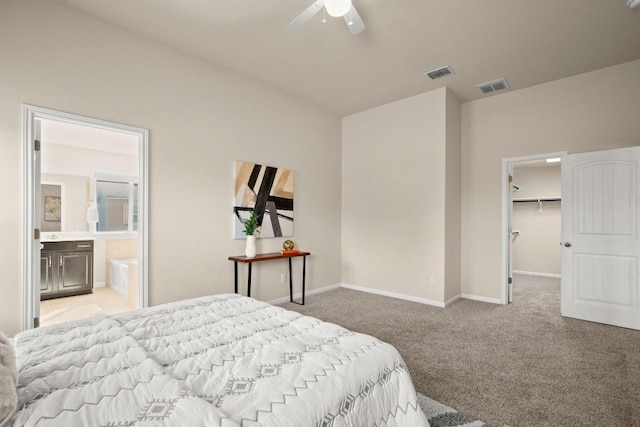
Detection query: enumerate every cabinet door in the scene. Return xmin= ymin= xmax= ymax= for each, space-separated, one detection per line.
xmin=59 ymin=252 xmax=92 ymax=292
xmin=40 ymin=255 xmax=53 ymax=295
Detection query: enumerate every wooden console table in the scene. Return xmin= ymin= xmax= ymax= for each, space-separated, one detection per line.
xmin=228 ymin=251 xmax=310 ymax=305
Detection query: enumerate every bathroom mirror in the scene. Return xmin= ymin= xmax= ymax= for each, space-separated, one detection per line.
xmin=41 ymin=182 xmax=63 ymax=232
xmin=41 ymin=175 xmax=91 ymax=232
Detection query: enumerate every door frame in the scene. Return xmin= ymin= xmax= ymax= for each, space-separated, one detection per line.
xmin=500 ymin=151 xmax=566 ymax=305
xmin=22 ymin=104 xmax=149 ymax=330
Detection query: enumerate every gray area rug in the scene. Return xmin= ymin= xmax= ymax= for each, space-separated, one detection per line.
xmin=418 ymin=393 xmax=487 ymax=427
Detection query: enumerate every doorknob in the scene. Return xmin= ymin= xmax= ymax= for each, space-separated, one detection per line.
xmin=563 ymin=242 xmax=572 ymax=247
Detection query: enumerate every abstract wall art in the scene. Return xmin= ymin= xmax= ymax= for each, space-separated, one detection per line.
xmin=234 ymin=161 xmax=294 ymax=239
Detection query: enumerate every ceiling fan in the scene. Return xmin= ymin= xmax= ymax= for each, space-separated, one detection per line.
xmin=287 ymin=0 xmax=365 ymax=35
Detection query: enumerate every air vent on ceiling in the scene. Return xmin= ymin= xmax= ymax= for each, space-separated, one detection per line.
xmin=425 ymin=65 xmax=454 ymax=80
xmin=475 ymin=77 xmax=510 ymax=94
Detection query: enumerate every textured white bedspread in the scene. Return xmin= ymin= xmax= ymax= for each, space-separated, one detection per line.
xmin=12 ymin=294 xmax=429 ymax=426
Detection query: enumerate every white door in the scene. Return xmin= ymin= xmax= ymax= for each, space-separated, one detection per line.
xmin=561 ymin=146 xmax=640 ymax=330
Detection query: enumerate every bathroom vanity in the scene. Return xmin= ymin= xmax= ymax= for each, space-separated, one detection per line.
xmin=40 ymin=239 xmax=93 ymax=300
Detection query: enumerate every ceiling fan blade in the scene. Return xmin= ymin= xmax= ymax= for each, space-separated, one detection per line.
xmin=287 ymin=0 xmax=325 ymax=31
xmin=343 ymin=5 xmax=365 ymax=35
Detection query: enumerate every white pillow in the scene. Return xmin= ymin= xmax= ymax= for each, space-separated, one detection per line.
xmin=0 ymin=332 xmax=17 ymax=427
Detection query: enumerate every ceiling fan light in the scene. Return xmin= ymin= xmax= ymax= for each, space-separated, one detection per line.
xmin=325 ymin=0 xmax=351 ymax=17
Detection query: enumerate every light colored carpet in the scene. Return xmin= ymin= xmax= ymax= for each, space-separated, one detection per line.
xmin=280 ymin=274 xmax=640 ymax=426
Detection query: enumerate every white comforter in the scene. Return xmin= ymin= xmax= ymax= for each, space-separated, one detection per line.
xmin=12 ymin=294 xmax=429 ymax=426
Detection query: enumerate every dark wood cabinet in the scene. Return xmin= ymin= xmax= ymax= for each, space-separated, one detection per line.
xmin=40 ymin=240 xmax=93 ymax=300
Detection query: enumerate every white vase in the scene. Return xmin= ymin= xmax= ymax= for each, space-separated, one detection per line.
xmin=245 ymin=235 xmax=257 ymax=258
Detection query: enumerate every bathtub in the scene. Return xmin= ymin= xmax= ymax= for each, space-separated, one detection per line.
xmin=109 ymin=259 xmax=136 ymax=298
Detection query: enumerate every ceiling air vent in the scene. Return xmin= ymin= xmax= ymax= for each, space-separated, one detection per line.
xmin=425 ymin=65 xmax=454 ymax=80
xmin=475 ymin=77 xmax=510 ymax=94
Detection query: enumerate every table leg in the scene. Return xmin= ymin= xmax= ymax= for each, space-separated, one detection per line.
xmin=302 ymin=255 xmax=306 ymax=305
xmin=234 ymin=261 xmax=238 ymax=294
xmin=248 ymin=263 xmax=252 ymax=297
xmin=290 ymin=256 xmax=306 ymax=306
xmin=289 ymin=258 xmax=293 ymax=302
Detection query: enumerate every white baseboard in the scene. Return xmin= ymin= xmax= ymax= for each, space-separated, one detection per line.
xmin=268 ymin=283 xmax=341 ymax=305
xmin=93 ymin=281 xmax=106 ymax=288
xmin=513 ymin=270 xmax=561 ymax=279
xmin=460 ymin=293 xmax=502 ymax=305
xmin=341 ymin=283 xmax=446 ymax=308
xmin=445 ymin=294 xmax=461 ymax=307
xmin=268 ymin=282 xmax=502 ymax=307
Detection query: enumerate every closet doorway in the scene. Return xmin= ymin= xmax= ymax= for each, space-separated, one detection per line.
xmin=503 ymin=148 xmax=640 ymax=329
xmin=22 ymin=105 xmax=149 ymax=330
xmin=501 ymin=152 xmax=566 ymax=304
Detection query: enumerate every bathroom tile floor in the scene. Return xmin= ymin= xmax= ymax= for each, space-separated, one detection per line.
xmin=40 ymin=286 xmax=136 ymax=327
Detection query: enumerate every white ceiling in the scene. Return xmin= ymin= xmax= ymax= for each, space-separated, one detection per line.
xmin=65 ymin=0 xmax=640 ymax=116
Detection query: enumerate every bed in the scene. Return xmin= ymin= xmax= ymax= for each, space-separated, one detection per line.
xmin=6 ymin=294 xmax=428 ymax=426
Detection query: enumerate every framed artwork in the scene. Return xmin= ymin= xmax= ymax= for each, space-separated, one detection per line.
xmin=234 ymin=161 xmax=294 ymax=238
xmin=44 ymin=196 xmax=61 ymax=221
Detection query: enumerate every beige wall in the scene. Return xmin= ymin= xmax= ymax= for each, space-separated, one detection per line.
xmin=0 ymin=0 xmax=342 ymax=336
xmin=42 ymin=143 xmax=138 ymax=178
xmin=512 ymin=164 xmax=561 ymax=275
xmin=342 ymin=88 xmax=460 ymax=303
xmin=461 ymin=59 xmax=640 ymax=300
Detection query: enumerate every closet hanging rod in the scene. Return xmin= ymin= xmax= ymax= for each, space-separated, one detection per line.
xmin=512 ymin=197 xmax=561 ymax=203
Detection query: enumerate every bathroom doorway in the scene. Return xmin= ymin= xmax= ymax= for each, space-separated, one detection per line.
xmin=23 ymin=105 xmax=149 ymax=329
